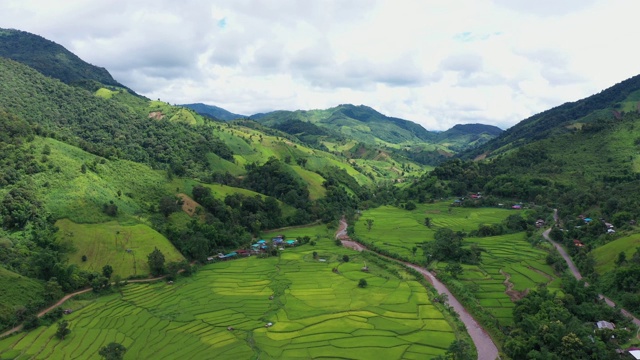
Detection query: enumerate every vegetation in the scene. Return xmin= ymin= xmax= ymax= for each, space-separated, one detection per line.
xmin=0 ymin=226 xmax=461 ymax=359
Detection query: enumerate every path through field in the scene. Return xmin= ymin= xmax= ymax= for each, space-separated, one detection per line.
xmin=0 ymin=275 xmax=169 ymax=339
xmin=544 ymin=210 xmax=640 ymax=328
xmin=336 ymin=218 xmax=500 ymax=360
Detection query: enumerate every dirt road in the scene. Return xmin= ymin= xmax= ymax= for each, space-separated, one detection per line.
xmin=0 ymin=275 xmax=169 ymax=339
xmin=336 ymin=218 xmax=500 ymax=360
xmin=543 ymin=211 xmax=640 ymax=328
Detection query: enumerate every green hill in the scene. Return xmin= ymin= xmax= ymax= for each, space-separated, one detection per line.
xmin=252 ymin=104 xmax=437 ymax=144
xmin=464 ymin=73 xmax=640 ymax=159
xmin=0 ymin=28 xmax=125 ymax=88
xmin=436 ymin=124 xmax=503 ymax=150
xmin=181 ymin=103 xmax=246 ymax=121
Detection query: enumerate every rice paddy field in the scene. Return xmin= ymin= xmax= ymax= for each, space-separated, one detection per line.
xmin=0 ymin=226 xmax=458 ymax=359
xmin=56 ymin=219 xmax=185 ymax=279
xmin=355 ymin=203 xmax=515 ymax=259
xmin=439 ymin=233 xmax=561 ymax=326
xmin=356 ymin=204 xmax=561 ymax=327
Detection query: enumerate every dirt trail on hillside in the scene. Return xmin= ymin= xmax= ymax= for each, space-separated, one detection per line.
xmin=336 ymin=218 xmax=500 ymax=360
xmin=544 ymin=209 xmax=640 ymax=329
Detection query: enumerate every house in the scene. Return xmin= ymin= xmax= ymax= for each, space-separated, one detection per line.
xmin=596 ymin=320 xmax=615 ymax=330
xmin=584 ymin=218 xmax=593 ymax=223
xmin=285 ymin=240 xmax=297 ymax=247
xmin=512 ymin=204 xmax=522 ymax=210
xmin=235 ymin=249 xmax=250 ymax=257
xmin=535 ymin=219 xmax=545 ymax=228
xmin=452 ymin=199 xmax=462 ymax=206
xmin=627 ymin=347 xmax=640 ymax=360
xmin=607 ymin=229 xmax=616 ymax=234
xmin=605 ymin=222 xmax=614 ymax=229
xmin=573 ymin=239 xmax=584 ymax=247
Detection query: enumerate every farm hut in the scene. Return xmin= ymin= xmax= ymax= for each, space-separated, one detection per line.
xmin=573 ymin=239 xmax=584 ymax=247
xmin=584 ymin=218 xmax=592 ymax=223
xmin=236 ymin=249 xmax=250 ymax=257
xmin=607 ymin=229 xmax=616 ymax=234
xmin=273 ymin=238 xmax=284 ymax=245
xmin=257 ymin=239 xmax=266 ymax=244
xmin=511 ymin=205 xmax=522 ymax=210
xmin=286 ymin=240 xmax=297 ymax=246
xmin=604 ymin=222 xmax=614 ymax=229
xmin=596 ymin=320 xmax=615 ymax=330
xmin=452 ymin=199 xmax=462 ymax=206
xmin=535 ymin=219 xmax=545 ymax=228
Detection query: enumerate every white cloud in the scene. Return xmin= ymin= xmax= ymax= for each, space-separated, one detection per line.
xmin=1 ymin=0 xmax=639 ymax=130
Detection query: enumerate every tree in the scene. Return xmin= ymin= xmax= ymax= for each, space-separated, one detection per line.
xmin=405 ymin=201 xmax=416 ymax=210
xmin=412 ymin=246 xmax=418 ymax=256
xmin=365 ymin=219 xmax=374 ymax=231
xmin=424 ymin=217 xmax=432 ymax=228
xmin=147 ymin=247 xmax=165 ymax=276
xmin=549 ymin=227 xmax=564 ymax=242
xmin=99 ymin=342 xmax=127 ymax=360
xmin=56 ymin=320 xmax=71 ymax=340
xmin=102 ymin=264 xmax=113 ymax=279
xmin=358 ymin=278 xmax=368 ymax=288
xmin=159 ymin=196 xmax=182 ymax=217
xmin=342 ymin=255 xmax=350 ymax=262
xmin=445 ymin=262 xmax=463 ymax=279
xmin=615 ymin=252 xmax=627 ymax=267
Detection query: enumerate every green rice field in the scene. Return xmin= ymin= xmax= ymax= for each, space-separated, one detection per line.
xmin=356 ymin=204 xmax=561 ymax=326
xmin=1 ymin=226 xmax=457 ymax=359
xmin=355 ymin=203 xmax=514 ymax=259
xmin=445 ymin=233 xmax=561 ymax=326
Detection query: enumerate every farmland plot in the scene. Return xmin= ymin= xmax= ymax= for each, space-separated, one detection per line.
xmin=0 ymin=228 xmax=458 ymax=359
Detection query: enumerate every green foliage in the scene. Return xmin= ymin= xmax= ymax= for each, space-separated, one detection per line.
xmin=505 ymin=283 xmax=630 ymax=359
xmin=0 ymin=28 xmax=125 ymax=87
xmin=55 ymin=320 xmax=71 ymax=340
xmin=358 ymin=278 xmax=367 ymax=288
xmin=147 ymin=247 xmax=165 ymax=276
xmin=0 ymin=57 xmax=233 ymax=176
xmin=102 ymin=264 xmax=113 ymax=279
xmin=99 ymin=342 xmax=127 ymax=360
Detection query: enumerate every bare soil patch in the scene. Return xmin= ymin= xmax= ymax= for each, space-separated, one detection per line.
xmin=177 ymin=193 xmax=200 ymax=217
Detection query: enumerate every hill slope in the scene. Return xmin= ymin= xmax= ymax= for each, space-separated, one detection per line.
xmin=464 ymin=73 xmax=640 ymax=158
xmin=181 ymin=103 xmax=246 ymax=121
xmin=251 ymin=104 xmax=438 ymax=144
xmin=0 ymin=28 xmax=125 ymax=88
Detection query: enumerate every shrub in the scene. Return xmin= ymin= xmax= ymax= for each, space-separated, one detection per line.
xmin=358 ymin=279 xmax=368 ymax=288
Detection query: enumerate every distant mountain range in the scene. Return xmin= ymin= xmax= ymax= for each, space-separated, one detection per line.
xmin=183 ymin=102 xmax=503 ymax=148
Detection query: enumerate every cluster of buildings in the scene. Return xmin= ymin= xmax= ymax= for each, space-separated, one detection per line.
xmin=207 ymin=236 xmax=298 ymax=262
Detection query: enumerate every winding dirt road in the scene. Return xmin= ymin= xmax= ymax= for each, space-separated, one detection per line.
xmin=543 ymin=210 xmax=640 ymax=328
xmin=336 ymin=219 xmax=500 ymax=360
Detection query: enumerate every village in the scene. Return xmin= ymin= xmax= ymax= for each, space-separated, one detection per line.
xmin=207 ymin=235 xmax=299 ymax=262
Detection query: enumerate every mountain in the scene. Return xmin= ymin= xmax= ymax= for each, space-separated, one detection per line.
xmin=436 ymin=123 xmax=502 ymax=150
xmin=250 ymin=104 xmax=438 ymax=144
xmin=0 ymin=28 xmax=126 ymax=88
xmin=464 ymin=74 xmax=640 ymax=159
xmin=181 ymin=103 xmax=246 ymax=121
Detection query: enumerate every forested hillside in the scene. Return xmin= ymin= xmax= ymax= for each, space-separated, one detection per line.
xmin=0 ymin=28 xmax=125 ymax=88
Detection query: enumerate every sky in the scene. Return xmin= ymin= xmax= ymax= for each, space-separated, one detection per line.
xmin=1 ymin=0 xmax=639 ymax=131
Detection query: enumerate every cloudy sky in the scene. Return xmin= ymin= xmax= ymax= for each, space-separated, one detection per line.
xmin=1 ymin=0 xmax=639 ymax=130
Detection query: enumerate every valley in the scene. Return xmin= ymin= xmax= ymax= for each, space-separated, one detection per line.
xmin=1 ymin=25 xmax=640 ymax=360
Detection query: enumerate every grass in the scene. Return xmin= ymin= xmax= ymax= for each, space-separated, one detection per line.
xmin=1 ymin=225 xmax=460 ymax=359
xmin=0 ymin=267 xmax=44 ymax=326
xmin=593 ymin=234 xmax=640 ymax=273
xmin=56 ymin=219 xmax=185 ymax=279
xmin=29 ymin=137 xmax=167 ymax=224
xmin=356 ymin=203 xmax=561 ymax=327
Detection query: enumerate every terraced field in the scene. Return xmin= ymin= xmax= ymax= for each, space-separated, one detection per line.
xmin=356 ymin=204 xmax=561 ymax=327
xmin=0 ymin=226 xmax=457 ymax=359
xmin=355 ymin=203 xmax=514 ymax=259
xmin=447 ymin=233 xmax=561 ymax=326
